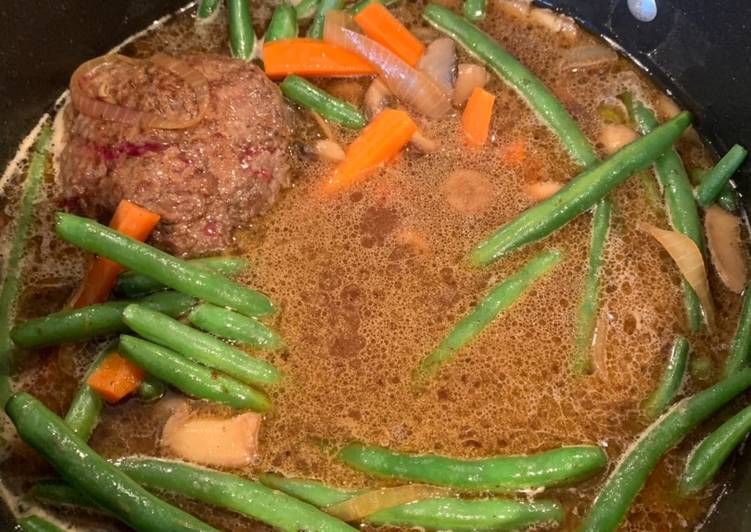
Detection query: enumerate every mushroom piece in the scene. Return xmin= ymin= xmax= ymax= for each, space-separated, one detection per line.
xmin=452 ymin=64 xmax=489 ymax=107
xmin=705 ymin=205 xmax=747 ymax=294
xmin=316 ymin=139 xmax=346 ymax=162
xmin=599 ymin=124 xmax=639 ymax=155
xmin=161 ymin=405 xmax=261 ymax=468
xmin=524 ymin=180 xmax=564 ymax=202
xmin=417 ymin=37 xmax=457 ymax=96
xmin=364 ymin=78 xmax=394 ymax=119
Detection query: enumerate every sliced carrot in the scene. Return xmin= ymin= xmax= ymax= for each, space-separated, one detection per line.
xmin=354 ymin=3 xmax=425 ymax=66
xmin=72 ymin=200 xmax=160 ymax=308
xmin=462 ymin=87 xmax=495 ymax=147
xmin=87 ymin=353 xmax=145 ymax=403
xmin=263 ymin=39 xmax=377 ymax=79
xmin=324 ymin=109 xmax=417 ymax=192
xmin=500 ymin=138 xmax=527 ymax=165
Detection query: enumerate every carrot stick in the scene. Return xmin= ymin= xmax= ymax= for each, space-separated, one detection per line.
xmin=354 ymin=2 xmax=425 ymax=66
xmin=87 ymin=352 xmax=145 ymax=403
xmin=71 ymin=200 xmax=160 ymax=308
xmin=462 ymin=87 xmax=495 ymax=147
xmin=324 ymin=108 xmax=417 ymax=192
xmin=263 ymin=39 xmax=377 ymax=78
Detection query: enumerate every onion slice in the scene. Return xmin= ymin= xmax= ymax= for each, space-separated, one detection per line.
xmin=704 ymin=205 xmax=747 ymax=294
xmin=639 ymin=222 xmax=715 ymax=330
xmin=560 ymin=44 xmax=618 ymax=72
xmin=69 ymin=55 xmax=145 ymax=126
xmin=326 ymin=484 xmax=450 ymax=521
xmin=145 ymin=53 xmax=210 ymax=129
xmin=69 ymin=53 xmax=209 ymax=130
xmin=324 ymin=11 xmax=451 ymax=118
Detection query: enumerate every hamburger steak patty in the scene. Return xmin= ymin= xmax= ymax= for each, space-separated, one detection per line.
xmin=60 ymin=53 xmax=291 ymax=256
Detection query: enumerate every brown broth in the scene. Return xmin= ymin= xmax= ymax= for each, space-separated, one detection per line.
xmin=0 ymin=1 xmax=746 ymax=530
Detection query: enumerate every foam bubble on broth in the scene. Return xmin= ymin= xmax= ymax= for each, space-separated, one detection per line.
xmin=1 ymin=1 xmax=741 ymax=530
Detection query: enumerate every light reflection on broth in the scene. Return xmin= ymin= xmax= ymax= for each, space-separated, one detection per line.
xmin=0 ymin=1 xmax=745 ymax=530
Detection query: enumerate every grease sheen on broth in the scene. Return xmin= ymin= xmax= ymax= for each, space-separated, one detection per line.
xmin=0 ymin=1 xmax=745 ymax=531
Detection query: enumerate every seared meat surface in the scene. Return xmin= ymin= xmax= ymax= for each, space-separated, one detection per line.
xmin=60 ymin=53 xmax=291 ymax=256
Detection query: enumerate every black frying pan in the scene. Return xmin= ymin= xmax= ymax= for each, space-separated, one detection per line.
xmin=1 ymin=0 xmax=750 ymax=529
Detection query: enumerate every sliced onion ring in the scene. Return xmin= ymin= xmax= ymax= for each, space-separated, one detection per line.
xmin=324 ymin=11 xmax=451 ymax=118
xmin=145 ymin=53 xmax=210 ymax=129
xmin=325 ymin=484 xmax=450 ymax=521
xmin=639 ymin=222 xmax=715 ymax=330
xmin=69 ymin=54 xmax=145 ymax=126
xmin=69 ymin=53 xmax=209 ymax=130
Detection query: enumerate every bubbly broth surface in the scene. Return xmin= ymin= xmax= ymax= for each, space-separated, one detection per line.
xmin=1 ymin=1 xmax=746 ymax=530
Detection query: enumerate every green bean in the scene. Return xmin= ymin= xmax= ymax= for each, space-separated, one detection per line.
xmin=424 ymin=4 xmax=597 ymax=168
xmin=115 ymin=457 xmax=356 ymax=532
xmin=281 ymin=75 xmax=366 ymax=129
xmin=691 ymin=168 xmax=740 ymax=212
xmin=118 ymin=335 xmax=271 ymax=412
xmin=347 ymin=0 xmax=398 ymax=15
xmin=188 ymin=303 xmax=283 ymax=351
xmin=17 ymin=515 xmax=65 ymax=532
xmin=5 ymin=392 xmax=218 ymax=532
xmin=307 ymin=0 xmax=344 ymax=39
xmin=695 ymin=144 xmax=747 ymax=208
xmin=339 ymin=443 xmax=607 ymax=492
xmin=417 ymin=249 xmax=562 ymax=378
xmin=368 ymin=498 xmax=563 ymax=531
xmin=622 ymin=94 xmax=704 ymax=332
xmin=137 ymin=375 xmax=166 ymax=402
xmin=228 ymin=0 xmax=255 ymax=60
xmin=196 ymin=0 xmax=221 ymax=21
xmin=55 ymin=213 xmax=274 ymax=317
xmin=724 ymin=287 xmax=751 ymax=376
xmin=0 ymin=126 xmax=51 ymax=404
xmin=122 ymin=304 xmax=280 ymax=387
xmin=259 ymin=474 xmax=359 ymax=507
xmin=260 ymin=475 xmax=564 ymax=530
xmin=679 ymin=402 xmax=751 ymax=496
xmin=64 ymin=341 xmax=117 ymax=441
xmin=580 ymin=367 xmax=751 ymax=531
xmin=295 ymin=0 xmax=320 ymax=20
xmin=421 ymin=5 xmax=618 ymax=368
xmin=468 ymin=112 xmax=691 ymax=267
xmin=28 ymin=480 xmax=100 ymax=511
xmin=463 ymin=0 xmax=487 ymax=21
xmin=266 ymin=2 xmax=298 ymax=42
xmin=10 ymin=291 xmax=196 ymax=349
xmin=643 ymin=336 xmax=689 ymax=420
xmin=572 ymin=200 xmax=611 ymax=374
xmin=115 ymin=256 xmax=248 ymax=297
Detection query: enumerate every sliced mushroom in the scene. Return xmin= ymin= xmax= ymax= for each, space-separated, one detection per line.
xmin=529 ymin=8 xmax=578 ymax=39
xmin=316 ymin=139 xmax=346 ymax=162
xmin=524 ymin=180 xmax=564 ymax=202
xmin=453 ymin=64 xmax=489 ymax=107
xmin=310 ymin=110 xmax=336 ymax=141
xmin=418 ymin=38 xmax=457 ymax=96
xmin=161 ymin=405 xmax=261 ymax=468
xmin=599 ymin=124 xmax=639 ymax=155
xmin=442 ymin=169 xmax=494 ymax=214
xmin=410 ymin=130 xmax=439 ymax=153
xmin=705 ymin=205 xmax=747 ymax=294
xmin=497 ymin=0 xmax=532 ymax=18
xmin=364 ymin=78 xmax=393 ymax=119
